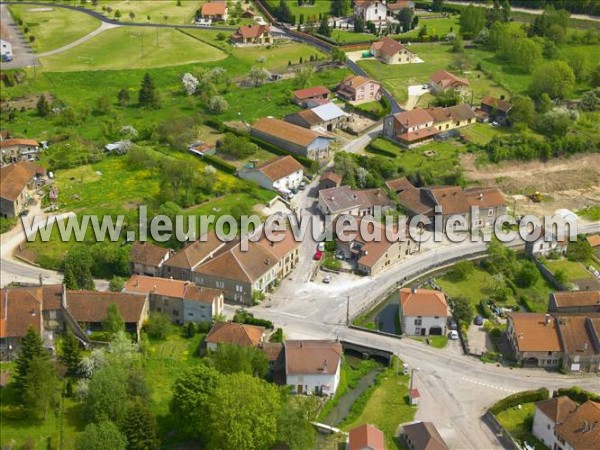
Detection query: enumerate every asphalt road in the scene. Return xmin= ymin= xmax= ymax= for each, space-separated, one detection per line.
xmin=0 ymin=4 xmax=38 ymax=69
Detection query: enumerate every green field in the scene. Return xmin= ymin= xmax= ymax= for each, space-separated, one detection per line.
xmin=88 ymin=0 xmax=201 ymax=25
xmin=395 ymin=17 xmax=460 ymax=40
xmin=578 ymin=205 xmax=600 ymax=221
xmin=8 ymin=4 xmax=101 ymax=53
xmin=39 ymin=27 xmax=227 ymax=71
xmin=266 ymin=0 xmax=333 ymax=20
xmin=342 ymin=361 xmax=415 ymax=449
xmin=545 ymin=259 xmax=591 ymax=280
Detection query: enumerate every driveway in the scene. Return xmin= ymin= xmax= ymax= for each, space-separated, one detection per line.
xmin=0 ymin=4 xmax=38 ymax=68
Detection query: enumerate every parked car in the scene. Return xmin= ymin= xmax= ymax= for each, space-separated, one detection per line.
xmin=474 ymin=315 xmax=484 ymax=326
xmin=448 ymin=319 xmax=457 ymax=330
xmin=19 ymin=209 xmax=29 ymax=217
xmin=314 ymin=250 xmax=323 ymax=261
xmin=323 ymin=275 xmax=331 ymax=284
xmin=449 ymin=330 xmax=459 ymax=340
xmin=298 ymin=182 xmax=306 ymax=190
xmin=334 ymin=252 xmax=345 ymax=260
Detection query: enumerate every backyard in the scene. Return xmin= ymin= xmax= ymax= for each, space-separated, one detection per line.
xmin=496 ymin=403 xmax=546 ymax=450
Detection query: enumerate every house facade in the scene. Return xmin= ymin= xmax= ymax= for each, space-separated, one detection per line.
xmin=123 ymin=275 xmax=224 ymax=324
xmin=129 ymin=241 xmax=171 ymax=277
xmin=524 ymin=228 xmax=568 ymax=257
xmin=429 ymin=70 xmax=470 ymax=95
xmin=354 ymin=0 xmax=388 ymax=22
xmin=284 ymin=340 xmax=343 ymax=396
xmin=319 ymin=171 xmax=342 ymax=190
xmin=251 ymin=117 xmax=334 ymax=161
xmin=479 ymin=96 xmax=513 ymax=125
xmin=507 ymin=313 xmax=563 ymax=368
xmin=0 ymin=161 xmax=46 ymax=218
xmin=464 ymin=187 xmax=507 ymax=228
xmin=0 ymin=139 xmax=40 ymax=163
xmin=399 ymin=288 xmax=449 ymax=336
xmin=337 ymin=75 xmax=381 ymax=105
xmin=383 ymin=108 xmax=437 ymax=147
xmin=370 ymin=36 xmax=417 ymax=64
xmin=232 ymin=24 xmax=272 ymax=45
xmin=200 ymin=2 xmax=228 ymax=21
xmin=238 ymin=155 xmax=304 ymax=193
xmin=292 ymin=86 xmax=331 ymax=107
xmin=556 ymin=315 xmax=600 ymax=374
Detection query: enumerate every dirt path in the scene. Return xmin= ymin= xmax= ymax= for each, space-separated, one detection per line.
xmin=461 ymin=153 xmax=600 ymax=217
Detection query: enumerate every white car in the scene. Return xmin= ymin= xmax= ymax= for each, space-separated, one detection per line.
xmin=323 ymin=276 xmax=331 ymax=284
xmin=449 ymin=330 xmax=459 ymax=340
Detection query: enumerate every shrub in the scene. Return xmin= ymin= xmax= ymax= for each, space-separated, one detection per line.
xmin=555 ymin=386 xmax=600 ymax=403
xmin=144 ymin=313 xmax=171 ymax=340
xmin=489 ymin=388 xmax=549 ymax=415
xmin=233 ymin=309 xmax=274 ymax=329
xmin=479 ymin=299 xmax=493 ymax=319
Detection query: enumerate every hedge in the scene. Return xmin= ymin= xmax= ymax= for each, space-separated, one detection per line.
xmin=201 ymin=154 xmax=237 ymax=174
xmin=555 ymin=387 xmax=600 ymax=404
xmin=366 ymin=143 xmax=397 ymax=158
xmin=489 ymin=388 xmax=549 ymax=415
xmin=233 ymin=315 xmax=274 ymax=329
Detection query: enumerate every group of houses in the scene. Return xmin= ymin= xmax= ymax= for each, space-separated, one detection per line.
xmin=532 ymin=396 xmax=600 ymax=450
xmin=129 ymin=228 xmax=300 ymax=306
xmin=346 ymin=420 xmax=449 ymax=450
xmin=507 ymin=290 xmax=600 ymax=373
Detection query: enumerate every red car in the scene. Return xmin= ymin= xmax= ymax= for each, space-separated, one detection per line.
xmin=314 ymin=250 xmax=323 ymax=261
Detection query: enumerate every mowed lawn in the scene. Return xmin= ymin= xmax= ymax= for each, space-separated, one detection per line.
xmin=497 ymin=403 xmax=546 ymax=449
xmin=8 ymin=4 xmax=101 ymax=53
xmin=342 ymin=364 xmax=415 ymax=449
xmin=88 ymin=0 xmax=200 ymax=25
xmin=266 ymin=0 xmax=332 ymax=19
xmin=39 ymin=27 xmax=227 ymax=71
xmin=394 ymin=16 xmax=460 ymax=39
xmin=545 ymin=259 xmax=591 ymax=280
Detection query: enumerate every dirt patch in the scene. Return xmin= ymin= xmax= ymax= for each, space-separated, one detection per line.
xmin=461 ymin=153 xmax=600 ymax=217
xmin=1 ymin=92 xmax=55 ymax=111
xmin=343 ymin=113 xmax=377 ymax=134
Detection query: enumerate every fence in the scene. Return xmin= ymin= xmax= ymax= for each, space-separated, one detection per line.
xmin=481 ymin=411 xmax=522 ymax=450
xmin=532 ymin=257 xmax=569 ymax=291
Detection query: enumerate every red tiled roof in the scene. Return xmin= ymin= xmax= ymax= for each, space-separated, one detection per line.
xmin=371 ymin=36 xmax=410 ymax=58
xmin=124 ymin=275 xmax=221 ymax=304
xmin=388 ymin=1 xmax=414 ymax=11
xmin=205 ymin=321 xmax=265 ymax=346
xmin=252 ymin=118 xmax=333 ymax=148
xmin=292 ymin=86 xmax=331 ymax=100
xmin=508 ymin=313 xmax=562 ymax=352
xmin=321 ymin=171 xmax=342 ymax=184
xmin=402 ymin=422 xmax=450 ymax=450
xmin=393 ymin=109 xmax=434 ymax=127
xmin=386 ymin=176 xmax=415 ymax=193
xmin=555 ymin=401 xmax=600 ymax=449
xmin=339 ymin=75 xmax=378 ymax=90
xmin=397 ymin=126 xmax=439 ymax=143
xmin=256 ymin=227 xmax=299 ymax=260
xmin=400 ymin=288 xmax=448 ymax=317
xmin=424 ymin=186 xmax=471 ymax=215
xmin=464 ymin=187 xmax=506 ymax=209
xmin=0 ymin=161 xmax=45 ymax=202
xmin=201 ymin=2 xmax=227 ymax=15
xmin=587 ymin=235 xmax=600 ymax=248
xmin=284 ymin=340 xmax=342 ymax=375
xmin=536 ymin=396 xmax=578 ymax=424
xmin=0 ymin=287 xmax=43 ymax=338
xmin=552 ymin=291 xmax=600 ymax=308
xmin=163 ymin=232 xmax=227 ymax=270
xmin=129 ymin=241 xmax=170 ymax=266
xmin=481 ymin=96 xmax=513 ymax=113
xmin=252 ymin=155 xmax=303 ymax=182
xmin=349 ymin=424 xmax=385 ymax=450
xmin=66 ymin=290 xmax=148 ymax=324
xmin=430 ymin=70 xmax=469 ymax=88
xmin=235 ymin=24 xmax=270 ymax=39
xmin=0 ymin=138 xmax=38 ymax=148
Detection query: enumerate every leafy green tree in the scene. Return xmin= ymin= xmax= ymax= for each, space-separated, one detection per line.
xmin=138 ymin=73 xmax=160 ymax=109
xmin=85 ymin=365 xmax=129 ymax=424
xmin=248 ymin=66 xmax=270 ymax=87
xmin=277 ymin=0 xmax=293 ymax=23
xmin=566 ymin=49 xmax=590 ymax=82
xmin=581 ymin=88 xmax=600 ymax=112
xmin=452 ymin=296 xmax=474 ymax=325
xmin=14 ymin=326 xmax=47 ymax=394
xmin=122 ymin=401 xmax=159 ymax=450
xmin=317 ymin=17 xmax=331 ymax=36
xmin=207 ymin=373 xmax=281 ymax=450
xmin=208 ymin=95 xmax=229 ymax=113
xmin=103 ymin=304 xmax=125 ymax=334
xmin=459 ymin=4 xmax=487 ymax=38
xmin=64 ymin=246 xmax=95 ymax=290
xmin=36 ymin=94 xmax=50 ymax=117
xmin=515 ymin=260 xmax=541 ymax=288
xmin=330 ymin=46 xmax=346 ymax=63
xmin=95 ymin=94 xmax=113 ymax=115
xmin=398 ymin=7 xmax=414 ymax=32
xmin=448 ymin=260 xmax=474 ymax=281
xmin=591 ymin=64 xmax=600 ymax=87
xmin=331 ymin=0 xmax=350 ymax=17
xmin=63 ymin=265 xmax=78 ymax=290
xmin=294 ymin=65 xmax=314 ymax=88
xmin=432 ymin=0 xmax=445 ymax=12
xmin=276 ymin=395 xmax=316 ymax=449
xmin=77 ymin=422 xmax=127 ymax=450
xmin=536 ymin=92 xmax=554 ymax=113
xmin=509 ymin=95 xmax=536 ymax=126
xmin=23 ymin=357 xmax=60 ymax=419
xmin=171 ymin=365 xmax=220 ymax=439
xmin=211 ymin=343 xmax=269 ymax=377
xmin=118 ymin=88 xmax=130 ymax=107
xmin=60 ymin=329 xmax=82 ymax=378
xmin=566 ymin=236 xmax=593 ymax=262
xmin=533 ymin=109 xmax=573 ymax=137
xmin=508 ymin=39 xmax=542 ymax=73
xmin=354 ymin=16 xmax=365 ymax=33
xmin=144 ymin=313 xmax=171 ymax=340
xmin=109 ymin=277 xmax=125 ymax=292
xmin=529 ymin=60 xmax=575 ymax=99
xmin=452 ymin=35 xmax=464 ymax=53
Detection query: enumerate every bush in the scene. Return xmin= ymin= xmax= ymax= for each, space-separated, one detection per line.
xmin=366 ymin=142 xmax=397 ymax=158
xmin=322 ymin=257 xmax=341 ymax=271
xmin=269 ymin=328 xmax=284 ymax=343
xmin=144 ymin=313 xmax=171 ymax=340
xmin=489 ymin=388 xmax=549 ymax=415
xmin=233 ymin=309 xmax=274 ymax=329
xmin=479 ymin=299 xmax=493 ymax=319
xmin=555 ymin=386 xmax=600 ymax=404
xmin=449 ymin=260 xmax=475 ymax=281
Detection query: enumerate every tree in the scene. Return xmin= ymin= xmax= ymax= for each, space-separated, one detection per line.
xmin=122 ymin=401 xmax=159 ymax=450
xmin=103 ymin=304 xmax=125 ymax=334
xmin=181 ymin=72 xmax=199 ymax=96
xmin=509 ymin=95 xmax=535 ymax=126
xmin=207 ymin=373 xmax=281 ymax=450
xmin=452 ymin=296 xmax=474 ymax=325
xmin=294 ymin=65 xmax=314 ymax=88
xmin=448 ymin=261 xmax=474 ymax=282
xmin=331 ymin=0 xmax=351 ymax=17
xmin=591 ymin=64 xmax=600 ymax=87
xmin=129 ymin=11 xmax=135 ymax=20
xmin=515 ymin=260 xmax=540 ymax=288
xmin=118 ymin=88 xmax=130 ymax=107
xmin=354 ymin=16 xmax=365 ymax=33
xmin=64 ymin=246 xmax=95 ymax=290
xmin=138 ymin=73 xmax=160 ymax=109
xmin=536 ymin=92 xmax=554 ymax=113
xmin=276 ymin=394 xmax=316 ymax=450
xmin=144 ymin=313 xmax=171 ymax=340
xmin=208 ymin=95 xmax=229 ymax=113
xmin=566 ymin=236 xmax=593 ymax=262
xmin=330 ymin=46 xmax=346 ymax=63
xmin=171 ymin=365 xmax=220 ymax=439
xmin=23 ymin=357 xmax=60 ymax=419
xmin=277 ymin=0 xmax=293 ymax=23
xmin=211 ymin=343 xmax=269 ymax=377
xmin=36 ymin=94 xmax=50 ymax=117
xmin=529 ymin=60 xmax=575 ymax=99
xmin=398 ymin=7 xmax=414 ymax=32
xmin=14 ymin=326 xmax=47 ymax=393
xmin=95 ymin=94 xmax=113 ymax=114
xmin=63 ymin=265 xmax=77 ymax=290
xmin=508 ymin=39 xmax=542 ymax=73
xmin=248 ymin=66 xmax=269 ymax=87
xmin=317 ymin=17 xmax=331 ymax=37
xmin=533 ymin=109 xmax=574 ymax=137
xmin=85 ymin=365 xmax=129 ymax=423
xmin=115 ymin=9 xmax=122 ymax=19
xmin=452 ymin=35 xmax=464 ymax=53
xmin=581 ymin=88 xmax=600 ymax=112
xmin=459 ymin=4 xmax=487 ymax=38
xmin=567 ymin=49 xmax=590 ymax=82
xmin=109 ymin=277 xmax=125 ymax=292
xmin=60 ymin=329 xmax=82 ymax=378
xmin=432 ymin=0 xmax=445 ymax=12
xmin=77 ymin=422 xmax=127 ymax=450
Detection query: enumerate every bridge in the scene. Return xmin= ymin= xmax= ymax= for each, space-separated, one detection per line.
xmin=341 ymin=339 xmax=395 ymax=365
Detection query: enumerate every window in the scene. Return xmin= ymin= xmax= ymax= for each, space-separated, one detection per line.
xmin=156 ymin=307 xmax=162 ymax=312
xmin=236 ymin=285 xmax=243 ymax=293
xmin=488 ymin=209 xmax=494 ymax=217
xmin=173 ymin=310 xmax=179 ymax=316
xmin=216 ymin=281 xmax=225 ymax=289
xmin=414 ymin=319 xmax=422 ymax=325
xmin=49 ymin=311 xmax=57 ymax=319
xmin=547 ymin=424 xmax=551 ymax=430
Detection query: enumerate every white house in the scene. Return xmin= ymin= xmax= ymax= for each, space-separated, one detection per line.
xmin=532 ymin=397 xmax=578 ymax=449
xmin=524 ymin=227 xmax=569 ymax=257
xmin=398 ymin=288 xmax=449 ymax=336
xmin=354 ymin=0 xmax=388 ymax=23
xmin=0 ymin=39 xmax=12 ymax=58
xmin=284 ymin=340 xmax=342 ymax=396
xmin=237 ymin=155 xmax=303 ymax=193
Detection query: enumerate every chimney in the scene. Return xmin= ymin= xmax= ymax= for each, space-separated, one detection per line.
xmin=323 ymin=359 xmax=329 ymax=374
xmin=479 ymin=193 xmax=483 ymax=200
xmin=411 ymin=287 xmax=417 ymax=294
xmin=584 ymin=341 xmax=589 ymax=351
xmin=62 ymin=283 xmax=67 ymax=309
xmin=135 ymin=278 xmax=139 ymax=287
xmin=266 ymin=258 xmax=270 ymax=266
xmin=152 ymin=285 xmax=157 ymax=293
xmin=545 ymin=314 xmax=551 ymax=326
xmin=300 ymin=342 xmax=303 ymax=348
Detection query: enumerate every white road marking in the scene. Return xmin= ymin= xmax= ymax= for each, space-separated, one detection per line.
xmin=460 ymin=377 xmax=518 ymax=393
